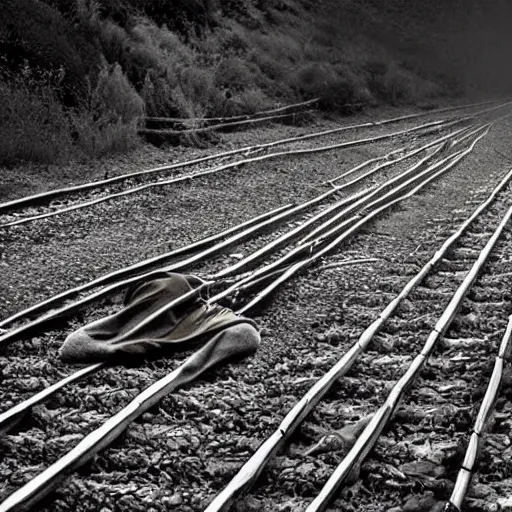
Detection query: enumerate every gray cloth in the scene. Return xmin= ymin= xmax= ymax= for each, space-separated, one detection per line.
xmin=60 ymin=272 xmax=259 ymax=364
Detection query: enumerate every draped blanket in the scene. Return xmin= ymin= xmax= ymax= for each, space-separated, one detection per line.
xmin=59 ymin=272 xmax=259 ymax=364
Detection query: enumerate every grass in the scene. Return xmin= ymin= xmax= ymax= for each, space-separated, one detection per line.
xmin=0 ymin=59 xmax=143 ymax=166
xmin=0 ymin=0 xmax=479 ymax=164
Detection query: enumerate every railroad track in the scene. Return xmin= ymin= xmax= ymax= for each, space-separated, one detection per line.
xmin=2 ymin=110 xmax=502 ymax=324
xmin=1 ymin=103 xmax=512 ymax=512
xmin=203 ymin=173 xmax=512 ymax=510
xmin=0 ymin=101 xmax=505 ymax=229
xmin=141 ymin=98 xmax=321 ymax=130
xmin=0 ymin=121 xmax=492 ymax=337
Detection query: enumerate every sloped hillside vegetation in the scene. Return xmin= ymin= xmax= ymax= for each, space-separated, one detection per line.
xmin=0 ymin=0 xmax=505 ymax=165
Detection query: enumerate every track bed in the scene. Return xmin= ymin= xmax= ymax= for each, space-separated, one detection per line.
xmin=1 ymin=102 xmax=512 ymax=512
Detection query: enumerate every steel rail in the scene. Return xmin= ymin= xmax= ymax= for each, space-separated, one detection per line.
xmin=0 ymin=265 xmax=311 ymax=512
xmin=0 ymin=186 xmax=349 ymax=343
xmin=139 ymin=109 xmax=315 ymax=136
xmin=0 ymin=132 xmax=484 ymax=436
xmin=239 ymin=128 xmax=489 ymax=315
xmin=0 ymin=176 xmax=388 ymax=434
xmin=0 ymin=128 xmax=491 ymax=512
xmin=0 ymin=129 xmax=497 ymax=510
xmin=0 ymin=263 xmax=293 ymax=436
xmin=0 ymin=282 xmax=214 ymax=435
xmin=298 ymin=144 xmax=444 ymax=245
xmin=0 ymin=203 xmax=293 ymax=329
xmin=144 ymin=97 xmax=320 ymax=124
xmin=306 ymin=198 xmax=512 ymax=512
xmin=217 ymin=123 xmax=491 ymax=281
xmin=446 ymin=315 xmax=512 ymax=511
xmin=0 ymin=361 xmax=102 ymax=435
xmin=0 ymin=99 xmax=500 ymax=214
xmin=204 ymin=130 xmax=504 ymax=512
xmin=299 ymin=123 xmax=490 ymax=245
xmin=1 ymin=120 xmax=469 ymax=332
xmin=213 ymin=143 xmax=444 ymax=278
xmin=214 ymin=184 xmax=379 ymax=280
xmin=0 ymin=117 xmax=463 ymax=228
xmin=0 ymin=175 xmax=374 ymax=336
xmin=327 ymin=121 xmax=480 ymax=186
xmin=212 ymin=122 xmax=495 ymax=309
xmin=203 ymin=149 xmax=467 ymax=306
xmin=217 ymin=135 xmax=481 ymax=299
xmin=324 ymin=101 xmax=512 ymax=189
xmin=214 ymin=130 xmax=487 ymax=316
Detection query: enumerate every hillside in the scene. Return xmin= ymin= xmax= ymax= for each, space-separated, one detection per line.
xmin=0 ymin=0 xmax=510 ymax=165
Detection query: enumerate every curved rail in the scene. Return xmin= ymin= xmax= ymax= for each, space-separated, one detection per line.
xmin=140 ymin=109 xmax=315 ymax=136
xmin=209 ymin=128 xmax=489 ymax=307
xmin=0 ymin=277 xmax=258 ymax=512
xmin=239 ymin=129 xmax=488 ymax=314
xmin=446 ymin=315 xmax=512 ymax=511
xmin=306 ymin=197 xmax=512 ymax=512
xmin=0 ymin=128 xmax=488 ymax=438
xmin=0 ymin=121 xmax=504 ymax=512
xmin=0 ymin=127 xmax=493 ymax=512
xmin=0 ymin=100 xmax=502 ymax=214
xmin=213 ymin=144 xmax=444 ymax=279
xmin=0 ymin=121 xmax=470 ymax=333
xmin=204 ymin=138 xmax=512 ymax=512
xmin=0 ymin=117 xmax=464 ymax=228
xmin=0 ymin=181 xmax=372 ymax=335
xmin=144 ymin=97 xmax=320 ymax=125
xmin=0 ymin=203 xmax=293 ymax=329
xmin=0 ymin=188 xmax=339 ymax=343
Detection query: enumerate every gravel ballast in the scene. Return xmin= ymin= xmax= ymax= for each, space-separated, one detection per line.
xmin=1 ymin=106 xmax=512 ymax=512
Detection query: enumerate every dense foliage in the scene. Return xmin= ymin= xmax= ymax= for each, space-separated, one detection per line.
xmin=0 ymin=0 xmax=510 ymax=164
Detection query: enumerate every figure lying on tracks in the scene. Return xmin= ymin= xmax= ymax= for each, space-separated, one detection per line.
xmin=59 ymin=272 xmax=260 ymax=364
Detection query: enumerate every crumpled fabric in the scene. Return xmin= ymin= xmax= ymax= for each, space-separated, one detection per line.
xmin=59 ymin=272 xmax=259 ymax=364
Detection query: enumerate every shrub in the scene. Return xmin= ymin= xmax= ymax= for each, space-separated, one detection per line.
xmin=71 ymin=113 xmax=140 ymax=158
xmin=178 ymin=67 xmax=224 ymax=118
xmin=289 ymin=62 xmax=362 ymax=110
xmin=214 ymin=57 xmax=254 ymax=92
xmin=140 ymin=70 xmax=181 ymax=117
xmin=0 ymin=59 xmax=143 ymax=165
xmin=252 ymin=52 xmax=283 ymax=80
xmin=0 ymin=0 xmax=93 ymax=104
xmin=250 ymin=31 xmax=303 ymax=65
xmin=90 ymin=61 xmax=145 ymax=123
xmin=0 ymin=70 xmax=74 ymax=165
xmin=236 ymin=87 xmax=272 ymax=113
xmin=74 ymin=61 xmax=144 ymax=157
xmin=96 ymin=19 xmax=128 ymax=66
xmin=217 ymin=21 xmax=251 ymax=55
xmin=94 ymin=17 xmax=201 ymax=116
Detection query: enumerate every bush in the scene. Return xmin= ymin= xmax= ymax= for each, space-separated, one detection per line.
xmin=90 ymin=61 xmax=145 ymax=123
xmin=214 ymin=57 xmax=255 ymax=92
xmin=71 ymin=114 xmax=140 ymax=158
xmin=96 ymin=19 xmax=129 ymax=66
xmin=140 ymin=70 xmax=181 ymax=117
xmin=364 ymin=60 xmax=440 ymax=105
xmin=0 ymin=0 xmax=94 ymax=104
xmin=74 ymin=61 xmax=144 ymax=157
xmin=236 ymin=87 xmax=272 ymax=113
xmin=178 ymin=67 xmax=226 ymax=118
xmin=0 ymin=59 xmax=143 ymax=165
xmin=290 ymin=62 xmax=363 ymax=110
xmin=0 ymin=69 xmax=74 ymax=165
